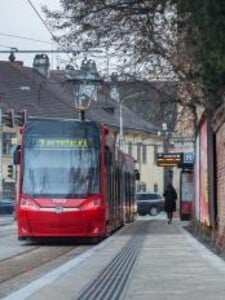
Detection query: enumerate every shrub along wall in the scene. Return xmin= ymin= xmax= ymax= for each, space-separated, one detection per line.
xmin=211 ymin=104 xmax=225 ymax=252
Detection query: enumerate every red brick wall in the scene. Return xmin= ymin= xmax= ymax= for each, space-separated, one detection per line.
xmin=216 ymin=123 xmax=225 ymax=235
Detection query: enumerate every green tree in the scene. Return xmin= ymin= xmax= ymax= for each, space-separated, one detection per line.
xmin=174 ymin=0 xmax=225 ymax=112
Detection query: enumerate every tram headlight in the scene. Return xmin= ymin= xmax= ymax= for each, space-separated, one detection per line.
xmin=20 ymin=198 xmax=40 ymax=211
xmin=80 ymin=198 xmax=102 ymax=210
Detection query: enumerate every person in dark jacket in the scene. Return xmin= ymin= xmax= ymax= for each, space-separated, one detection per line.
xmin=163 ymin=184 xmax=177 ymax=224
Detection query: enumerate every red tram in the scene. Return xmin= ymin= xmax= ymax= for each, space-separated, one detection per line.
xmin=14 ymin=118 xmax=137 ymax=240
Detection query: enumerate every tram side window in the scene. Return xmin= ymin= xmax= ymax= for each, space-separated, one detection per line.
xmin=105 ymin=146 xmax=112 ymax=166
xmin=105 ymin=146 xmax=113 ymax=218
xmin=120 ymin=169 xmax=125 ymax=201
xmin=107 ymin=167 xmax=113 ymax=204
xmin=115 ymin=167 xmax=120 ymax=204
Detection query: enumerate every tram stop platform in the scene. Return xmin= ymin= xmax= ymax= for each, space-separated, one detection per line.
xmin=3 ymin=215 xmax=225 ymax=300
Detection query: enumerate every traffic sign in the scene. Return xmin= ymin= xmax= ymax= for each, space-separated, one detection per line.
xmin=183 ymin=152 xmax=194 ymax=163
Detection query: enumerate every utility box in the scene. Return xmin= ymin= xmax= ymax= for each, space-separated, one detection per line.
xmin=180 ymin=170 xmax=194 ymax=220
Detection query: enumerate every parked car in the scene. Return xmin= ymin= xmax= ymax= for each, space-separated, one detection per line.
xmin=136 ymin=192 xmax=164 ymax=216
xmin=0 ymin=199 xmax=14 ymax=214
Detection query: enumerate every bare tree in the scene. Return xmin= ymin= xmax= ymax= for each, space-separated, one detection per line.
xmin=43 ymin=0 xmax=177 ymax=80
xmin=43 ymin=0 xmax=198 ymax=135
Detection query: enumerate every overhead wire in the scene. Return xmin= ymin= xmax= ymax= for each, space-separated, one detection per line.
xmin=23 ymin=0 xmax=104 ymax=68
xmin=25 ymin=0 xmax=56 ymax=41
xmin=0 ymin=32 xmax=52 ymax=44
xmin=25 ymin=0 xmax=74 ymax=64
xmin=0 ymin=44 xmax=13 ymax=49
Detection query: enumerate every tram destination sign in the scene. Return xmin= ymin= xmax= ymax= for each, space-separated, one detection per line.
xmin=36 ymin=138 xmax=91 ymax=148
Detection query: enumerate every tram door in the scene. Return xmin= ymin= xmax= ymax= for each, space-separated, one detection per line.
xmin=180 ymin=170 xmax=193 ymax=220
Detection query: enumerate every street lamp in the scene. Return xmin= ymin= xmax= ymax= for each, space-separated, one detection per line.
xmin=110 ymin=75 xmax=144 ymax=149
xmin=65 ymin=58 xmax=102 ymax=121
xmin=119 ymin=93 xmax=144 ymax=149
xmin=160 ymin=122 xmax=173 ymax=187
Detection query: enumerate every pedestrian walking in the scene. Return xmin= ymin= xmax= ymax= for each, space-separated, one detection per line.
xmin=163 ymin=183 xmax=177 ymax=224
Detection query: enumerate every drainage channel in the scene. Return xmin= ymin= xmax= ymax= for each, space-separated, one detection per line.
xmin=74 ymin=233 xmax=145 ymax=300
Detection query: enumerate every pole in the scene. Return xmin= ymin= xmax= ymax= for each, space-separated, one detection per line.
xmin=118 ymin=92 xmax=144 ymax=150
xmin=163 ymin=132 xmax=172 ymax=188
xmin=161 ymin=123 xmax=169 ymax=189
xmin=0 ymin=109 xmax=2 ymax=200
xmin=119 ymin=103 xmax=124 ymax=149
xmin=163 ymin=134 xmax=168 ymax=188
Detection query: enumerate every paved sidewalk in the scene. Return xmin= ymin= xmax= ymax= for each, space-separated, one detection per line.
xmin=125 ymin=219 xmax=225 ymax=300
xmin=0 ymin=215 xmax=15 ymax=229
xmin=2 ymin=218 xmax=225 ymax=300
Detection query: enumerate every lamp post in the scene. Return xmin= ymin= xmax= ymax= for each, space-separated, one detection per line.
xmin=65 ymin=58 xmax=102 ymax=121
xmin=0 ymin=109 xmax=2 ymax=201
xmin=161 ymin=122 xmax=173 ymax=188
xmin=110 ymin=74 xmax=143 ymax=149
xmin=118 ymin=93 xmax=145 ymax=150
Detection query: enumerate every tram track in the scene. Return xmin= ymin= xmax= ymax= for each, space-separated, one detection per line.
xmin=0 ymin=243 xmax=91 ymax=285
xmin=0 ymin=241 xmax=93 ymax=299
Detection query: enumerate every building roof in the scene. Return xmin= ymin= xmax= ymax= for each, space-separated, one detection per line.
xmin=0 ymin=60 xmax=159 ymax=135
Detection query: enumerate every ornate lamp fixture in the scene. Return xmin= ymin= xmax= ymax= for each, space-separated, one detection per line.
xmin=65 ymin=58 xmax=102 ymax=120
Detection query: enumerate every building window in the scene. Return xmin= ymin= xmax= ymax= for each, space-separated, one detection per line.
xmin=128 ymin=142 xmax=132 ymax=156
xmin=2 ymin=132 xmax=17 ymax=155
xmin=137 ymin=143 xmax=141 ymax=162
xmin=137 ymin=182 xmax=146 ymax=192
xmin=154 ymin=183 xmax=158 ymax=193
xmin=154 ymin=145 xmax=158 ymax=163
xmin=142 ymin=144 xmax=147 ymax=164
xmin=3 ymin=182 xmax=15 ymax=198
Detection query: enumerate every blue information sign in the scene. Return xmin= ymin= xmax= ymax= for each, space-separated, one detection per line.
xmin=183 ymin=152 xmax=194 ymax=164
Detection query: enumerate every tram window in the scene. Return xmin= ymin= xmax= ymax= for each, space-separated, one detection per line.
xmin=105 ymin=146 xmax=112 ymax=166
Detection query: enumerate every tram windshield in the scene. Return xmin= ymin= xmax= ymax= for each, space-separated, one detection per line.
xmin=22 ymin=120 xmax=101 ymax=198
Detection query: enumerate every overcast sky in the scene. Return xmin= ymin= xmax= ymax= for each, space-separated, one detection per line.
xmin=0 ymin=1 xmax=173 ymax=80
xmin=0 ymin=0 xmax=62 ymax=68
xmin=0 ymin=0 xmax=113 ymax=75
